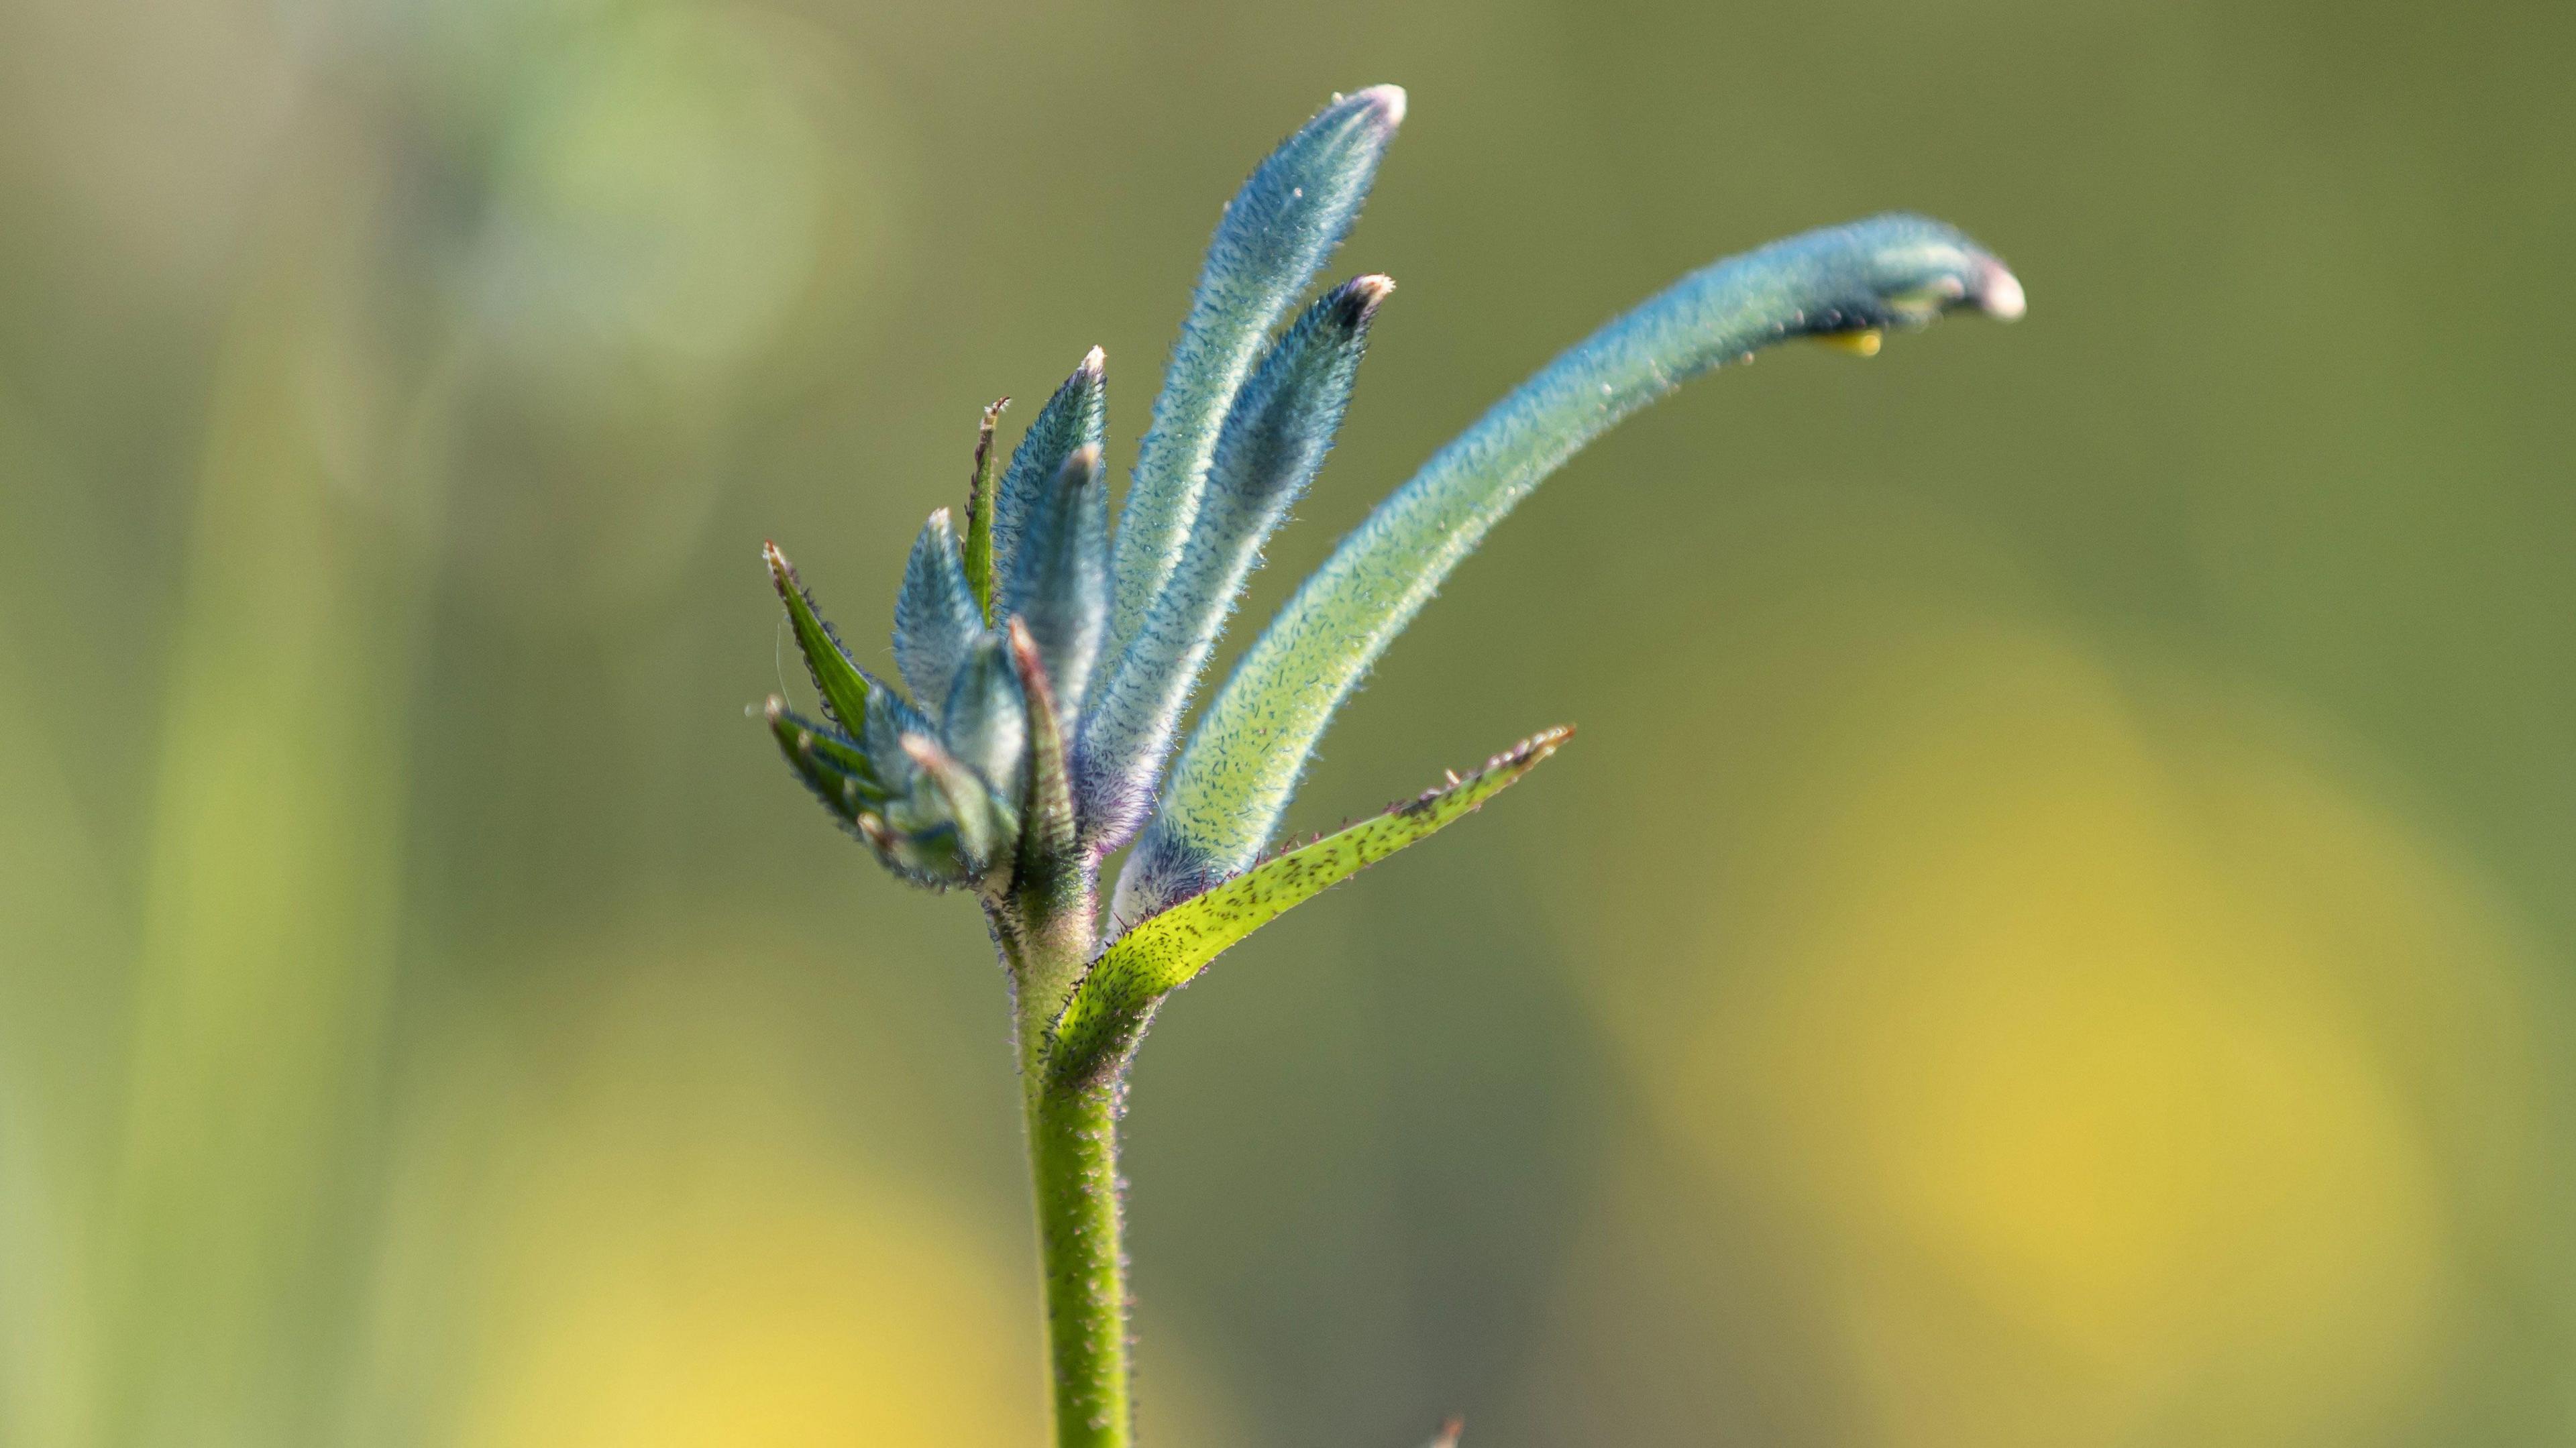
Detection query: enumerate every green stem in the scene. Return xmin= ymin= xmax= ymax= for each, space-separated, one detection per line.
xmin=1004 ymin=879 xmax=1132 ymax=1448
xmin=1026 ymin=1074 xmax=1130 ymax=1447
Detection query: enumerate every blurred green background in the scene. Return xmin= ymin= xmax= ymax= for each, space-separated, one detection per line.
xmin=3 ymin=0 xmax=2573 ymax=1443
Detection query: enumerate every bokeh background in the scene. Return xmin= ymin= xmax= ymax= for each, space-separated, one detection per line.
xmin=4 ymin=0 xmax=2573 ymax=1443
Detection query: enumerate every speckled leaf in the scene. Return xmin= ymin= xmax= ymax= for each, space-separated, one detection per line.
xmin=1049 ymin=726 xmax=1570 ymax=1086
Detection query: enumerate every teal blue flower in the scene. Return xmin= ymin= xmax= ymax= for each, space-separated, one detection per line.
xmin=764 ymin=85 xmax=2016 ymax=946
xmin=758 ymin=85 xmax=2021 ymax=1448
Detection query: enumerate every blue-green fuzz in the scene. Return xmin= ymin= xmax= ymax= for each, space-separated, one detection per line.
xmin=755 ymin=83 xmax=2019 ymax=1448
xmin=759 ymin=81 xmax=2025 ymax=1074
xmin=760 ymin=85 xmax=2022 ymax=1046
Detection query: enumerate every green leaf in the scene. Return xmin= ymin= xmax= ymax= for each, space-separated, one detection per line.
xmin=1049 ymin=725 xmax=1570 ymax=1087
xmin=764 ymin=541 xmax=875 ymax=734
xmin=764 ymin=697 xmax=883 ymax=824
xmin=1118 ymin=213 xmax=2021 ymax=922
xmin=962 ymin=396 xmax=1008 ymax=620
xmin=1009 ymin=618 xmax=1080 ymax=879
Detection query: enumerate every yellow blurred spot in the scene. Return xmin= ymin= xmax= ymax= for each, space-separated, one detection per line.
xmin=465 ymin=1176 xmax=1036 ymax=1447
xmin=1814 ymin=328 xmax=1883 ymax=357
xmin=1578 ymin=605 xmax=2547 ymax=1448
xmin=385 ymin=954 xmax=1051 ymax=1448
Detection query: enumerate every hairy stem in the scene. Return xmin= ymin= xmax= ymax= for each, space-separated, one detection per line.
xmin=1004 ymin=880 xmax=1130 ymax=1448
xmin=1026 ymin=1074 xmax=1130 ymax=1448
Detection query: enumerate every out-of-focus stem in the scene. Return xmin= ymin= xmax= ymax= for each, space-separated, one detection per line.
xmin=104 ymin=140 xmax=424 ymax=1445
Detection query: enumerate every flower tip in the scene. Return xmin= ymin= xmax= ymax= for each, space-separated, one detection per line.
xmin=1352 ymin=83 xmax=1407 ymax=130
xmin=1005 ymin=615 xmax=1046 ymax=679
xmin=761 ymin=694 xmax=786 ymax=724
xmin=1312 ymin=273 xmax=1396 ymax=333
xmin=1975 ymin=258 xmax=2027 ymax=321
xmin=1483 ymin=723 xmax=1575 ymax=776
xmin=1079 ymin=344 xmax=1106 ymax=378
xmin=761 ymin=540 xmax=797 ymax=590
xmin=1004 ymin=614 xmax=1064 ymax=721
